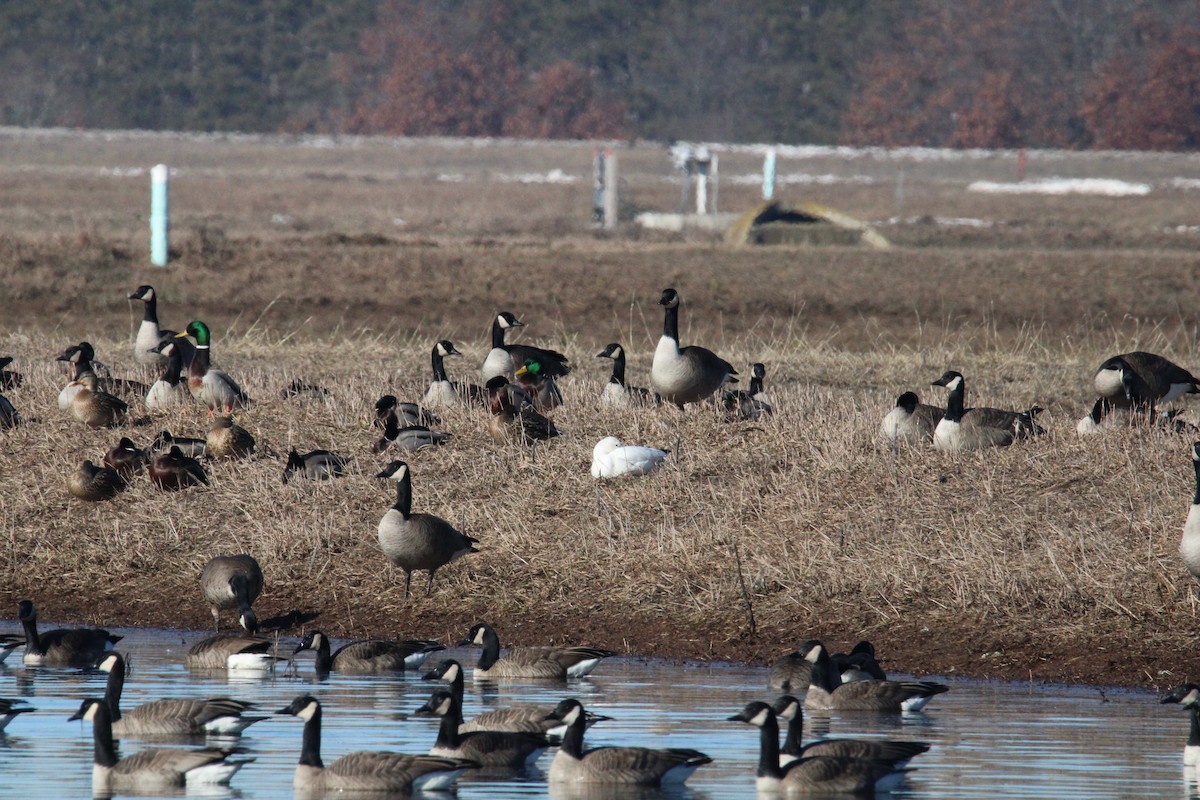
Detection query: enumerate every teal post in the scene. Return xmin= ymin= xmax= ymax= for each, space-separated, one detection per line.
xmin=762 ymin=148 xmax=776 ymax=201
xmin=150 ymin=163 xmax=169 ymax=266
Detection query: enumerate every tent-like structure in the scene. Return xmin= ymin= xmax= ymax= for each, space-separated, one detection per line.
xmin=724 ymin=201 xmax=890 ymax=249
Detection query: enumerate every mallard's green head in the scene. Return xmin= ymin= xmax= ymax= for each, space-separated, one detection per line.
xmin=181 ymin=320 xmax=211 ymax=346
xmin=517 ymin=358 xmax=543 ymax=378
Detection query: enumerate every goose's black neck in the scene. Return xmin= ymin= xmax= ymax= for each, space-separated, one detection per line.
xmin=19 ymin=615 xmax=42 ymax=655
xmin=1192 ymin=457 xmax=1200 ymax=506
xmin=492 ymin=318 xmax=508 ymax=349
xmin=392 ymin=472 xmax=413 ymax=519
xmin=608 ymin=350 xmax=627 ymax=386
xmin=434 ymin=696 xmax=465 ymax=748
xmin=807 ymin=648 xmax=839 ymax=693
xmin=431 ymin=348 xmax=450 ymax=382
xmin=754 ymin=711 xmax=784 ymax=779
xmin=104 ymin=663 xmax=125 ymax=721
xmin=750 ymin=375 xmax=763 ymax=396
xmin=662 ymin=303 xmax=680 ymax=342
xmin=90 ymin=702 xmax=120 ymax=769
xmin=779 ymin=710 xmax=802 ymax=757
xmin=141 ymin=293 xmax=159 ymax=323
xmin=475 ymin=626 xmax=501 ymax=671
xmin=445 ymin=666 xmax=466 ymax=723
xmin=160 ymin=343 xmax=182 ymax=386
xmin=1188 ymin=705 xmax=1200 ymax=748
xmin=312 ymin=635 xmax=333 ymax=675
xmin=299 ymin=705 xmax=324 ymax=768
xmin=558 ymin=707 xmax=587 ymax=759
xmin=943 ymin=379 xmax=966 ymax=423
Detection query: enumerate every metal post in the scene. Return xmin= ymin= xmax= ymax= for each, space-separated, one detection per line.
xmin=150 ymin=164 xmax=169 ymax=266
xmin=602 ymin=148 xmax=618 ymax=229
xmin=763 ymin=148 xmax=777 ymax=200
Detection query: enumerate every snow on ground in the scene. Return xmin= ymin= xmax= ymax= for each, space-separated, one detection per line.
xmin=967 ymin=178 xmax=1151 ymax=196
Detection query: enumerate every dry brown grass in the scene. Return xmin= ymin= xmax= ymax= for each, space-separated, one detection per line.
xmin=3 ymin=130 xmax=1200 ymax=688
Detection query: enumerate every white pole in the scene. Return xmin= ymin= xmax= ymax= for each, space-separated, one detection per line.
xmin=150 ymin=164 xmax=169 ymax=267
xmin=763 ymin=148 xmax=777 ymax=200
xmin=602 ymin=148 xmax=618 ymax=229
xmin=695 ymin=169 xmax=707 ymax=215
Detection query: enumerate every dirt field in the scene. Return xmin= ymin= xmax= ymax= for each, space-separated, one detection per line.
xmin=4 ymin=128 xmax=1200 ymax=689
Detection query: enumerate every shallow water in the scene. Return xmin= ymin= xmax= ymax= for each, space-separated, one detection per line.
xmin=0 ymin=626 xmax=1194 ymax=798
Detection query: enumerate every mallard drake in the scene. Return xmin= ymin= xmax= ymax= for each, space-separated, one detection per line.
xmin=1094 ymin=351 xmax=1200 ymax=412
xmin=486 ymin=376 xmax=559 ymax=444
xmin=514 ymin=357 xmax=564 ymax=413
xmin=881 ymin=391 xmax=944 ymax=444
xmin=282 ymin=449 xmax=350 ymax=483
xmin=423 ymin=340 xmax=486 ymax=407
xmin=17 ymin=599 xmax=121 ymax=667
xmin=771 ymin=695 xmax=929 ymax=767
xmin=99 ymin=651 xmax=265 ymax=737
xmin=145 ymin=338 xmax=191 ymax=410
xmin=67 ymin=460 xmax=127 ymax=502
xmin=206 ymin=415 xmax=255 ymax=459
xmin=415 ymin=689 xmax=550 ymax=769
xmin=151 ymin=430 xmax=207 ymax=458
xmin=545 ymin=698 xmax=711 ymax=785
xmin=376 ymin=460 xmax=479 ymax=599
xmin=462 ymin=622 xmax=615 ymax=680
xmin=597 ymin=343 xmax=659 ymax=408
xmin=724 ymin=362 xmax=774 ymax=420
xmin=69 ymin=698 xmax=252 ymax=791
xmin=800 ymin=640 xmax=948 ymax=712
xmin=0 ymin=355 xmax=23 ymax=390
xmin=0 ymin=391 xmax=20 ymax=429
xmin=70 ymin=373 xmax=129 ymax=428
xmin=276 ymin=695 xmax=479 ymax=792
xmin=148 ymin=446 xmax=209 ymax=490
xmin=480 ymin=311 xmax=571 ymax=381
xmin=651 ymin=288 xmax=738 ymax=408
xmin=294 ymin=630 xmax=444 ymax=676
xmin=175 ymin=321 xmax=250 ymax=412
xmin=0 ymin=698 xmax=34 ymax=732
xmin=185 ymin=633 xmax=279 ymax=671
xmin=103 ymin=437 xmax=146 ymax=480
xmin=374 ymin=395 xmax=440 ymax=429
xmin=931 ymin=370 xmax=1043 ymax=452
xmin=591 ymin=436 xmax=669 ymax=479
xmin=128 ymin=284 xmax=195 ymax=372
xmin=200 ymin=554 xmax=263 ymax=633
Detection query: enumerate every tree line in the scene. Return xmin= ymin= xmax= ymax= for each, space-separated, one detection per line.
xmin=0 ymin=0 xmax=1195 ymax=150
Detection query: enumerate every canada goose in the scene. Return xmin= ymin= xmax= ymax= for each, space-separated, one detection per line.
xmin=98 ymin=651 xmax=265 ymax=736
xmin=175 ymin=321 xmax=250 ymax=412
xmin=128 ymin=284 xmax=195 ymax=371
xmin=727 ymin=700 xmax=909 ymax=793
xmin=70 ymin=373 xmax=128 ymax=428
xmin=831 ymin=641 xmax=887 ymax=683
xmin=374 ymin=394 xmax=440 ymax=429
xmin=1076 ymin=396 xmax=1197 ymax=435
xmin=724 ymin=362 xmax=774 ymax=421
xmin=200 ymin=554 xmax=263 ymax=633
xmin=294 ymin=630 xmax=444 ymax=676
xmin=880 ymin=391 xmax=944 ymax=445
xmin=514 ymin=357 xmax=564 ymax=413
xmin=1181 ymin=442 xmax=1200 ymax=581
xmin=376 ymin=460 xmax=479 ymax=599
xmin=0 ymin=355 xmax=22 ymax=390
xmin=767 ymin=641 xmax=885 ymax=692
xmin=486 ymin=376 xmax=560 ymax=444
xmin=0 ymin=698 xmax=34 ymax=731
xmin=545 ymin=698 xmax=711 ymax=785
xmin=415 ymin=688 xmax=549 ymax=769
xmin=423 ymin=340 xmax=487 ymax=407
xmin=372 ymin=419 xmax=452 ymax=454
xmin=481 ymin=311 xmax=571 ymax=382
xmin=17 ymin=599 xmax=121 ymax=667
xmin=771 ymin=695 xmax=929 ymax=767
xmin=282 ymin=449 xmax=350 ymax=483
xmin=277 ymin=695 xmax=479 ymax=792
xmin=149 ymin=446 xmax=209 ymax=490
xmin=422 ymin=658 xmax=612 ymax=740
xmin=1161 ymin=683 xmax=1200 ymax=765
xmin=930 ymin=370 xmax=1043 ymax=452
xmin=144 ymin=338 xmax=191 ymax=410
xmin=185 ymin=633 xmax=280 ymax=671
xmin=596 ymin=343 xmax=659 ymax=408
xmin=151 ymin=430 xmax=207 ymax=458
xmin=103 ymin=436 xmax=146 ymax=480
xmin=651 ymin=288 xmax=738 ymax=408
xmin=70 ymin=698 xmax=251 ymax=791
xmin=206 ymin=414 xmax=255 ymax=459
xmin=0 ymin=390 xmax=18 ymax=429
xmin=1094 ymin=352 xmax=1200 ymax=411
xmin=67 ymin=460 xmax=127 ymax=502
xmin=462 ymin=622 xmax=616 ymax=680
xmin=591 ymin=437 xmax=670 ymax=478
xmin=801 ymin=640 xmax=948 ymax=712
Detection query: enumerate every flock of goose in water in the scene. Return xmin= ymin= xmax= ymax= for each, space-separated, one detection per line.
xmin=5 ymin=283 xmax=1200 ymax=794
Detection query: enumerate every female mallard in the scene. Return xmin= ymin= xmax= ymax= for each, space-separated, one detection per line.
xmin=206 ymin=415 xmax=255 ymax=459
xmin=70 ymin=374 xmax=129 ymax=428
xmin=175 ymin=321 xmax=250 ymax=412
xmin=67 ymin=460 xmax=127 ymax=502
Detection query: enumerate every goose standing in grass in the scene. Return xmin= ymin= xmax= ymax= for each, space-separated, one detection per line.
xmin=200 ymin=554 xmax=263 ymax=633
xmin=0 ymin=355 xmax=22 ymax=390
xmin=415 ymin=689 xmax=550 ymax=769
xmin=545 ymin=698 xmax=711 ymax=785
xmin=462 ymin=622 xmax=616 ymax=680
xmin=423 ymin=340 xmax=486 ymax=407
xmin=1181 ymin=442 xmax=1200 ymax=583
xmin=651 ymin=288 xmax=738 ymax=409
xmin=881 ymin=391 xmax=944 ymax=445
xmin=0 ymin=389 xmax=18 ymax=429
xmin=17 ymin=599 xmax=121 ymax=667
xmin=185 ymin=633 xmax=280 ymax=671
xmin=376 ymin=460 xmax=479 ymax=599
xmin=277 ymin=695 xmax=479 ymax=792
xmin=294 ymin=630 xmax=444 ymax=676
xmin=800 ymin=640 xmax=948 ymax=712
xmin=145 ymin=338 xmax=191 ymax=410
xmin=591 ymin=436 xmax=670 ymax=478
xmin=0 ymin=698 xmax=34 ymax=732
xmin=129 ymin=284 xmax=195 ymax=371
xmin=930 ymin=370 xmax=1043 ymax=452
xmin=481 ymin=311 xmax=571 ymax=382
xmin=1094 ymin=351 xmax=1200 ymax=412
xmin=149 ymin=445 xmax=209 ymax=490
xmin=771 ymin=695 xmax=929 ymax=766
xmin=99 ymin=651 xmax=265 ymax=737
xmin=282 ymin=449 xmax=350 ymax=483
xmin=67 ymin=459 xmax=127 ymax=502
xmin=206 ymin=414 xmax=255 ymax=459
xmin=486 ymin=376 xmax=559 ymax=444
xmin=597 ymin=342 xmax=659 ymax=408
xmin=176 ymin=321 xmax=250 ymax=412
xmin=1161 ymin=683 xmax=1200 ymax=765
xmin=728 ymin=700 xmax=910 ymax=793
xmin=724 ymin=362 xmax=774 ymax=421
xmin=70 ymin=374 xmax=129 ymax=428
xmin=69 ymin=698 xmax=252 ymax=792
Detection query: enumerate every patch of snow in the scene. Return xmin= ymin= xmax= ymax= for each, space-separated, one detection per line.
xmin=729 ymin=172 xmax=876 ymax=186
xmin=1168 ymin=178 xmax=1200 ymax=191
xmin=968 ymin=178 xmax=1151 ymax=196
xmin=497 ymin=169 xmax=577 ymax=184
